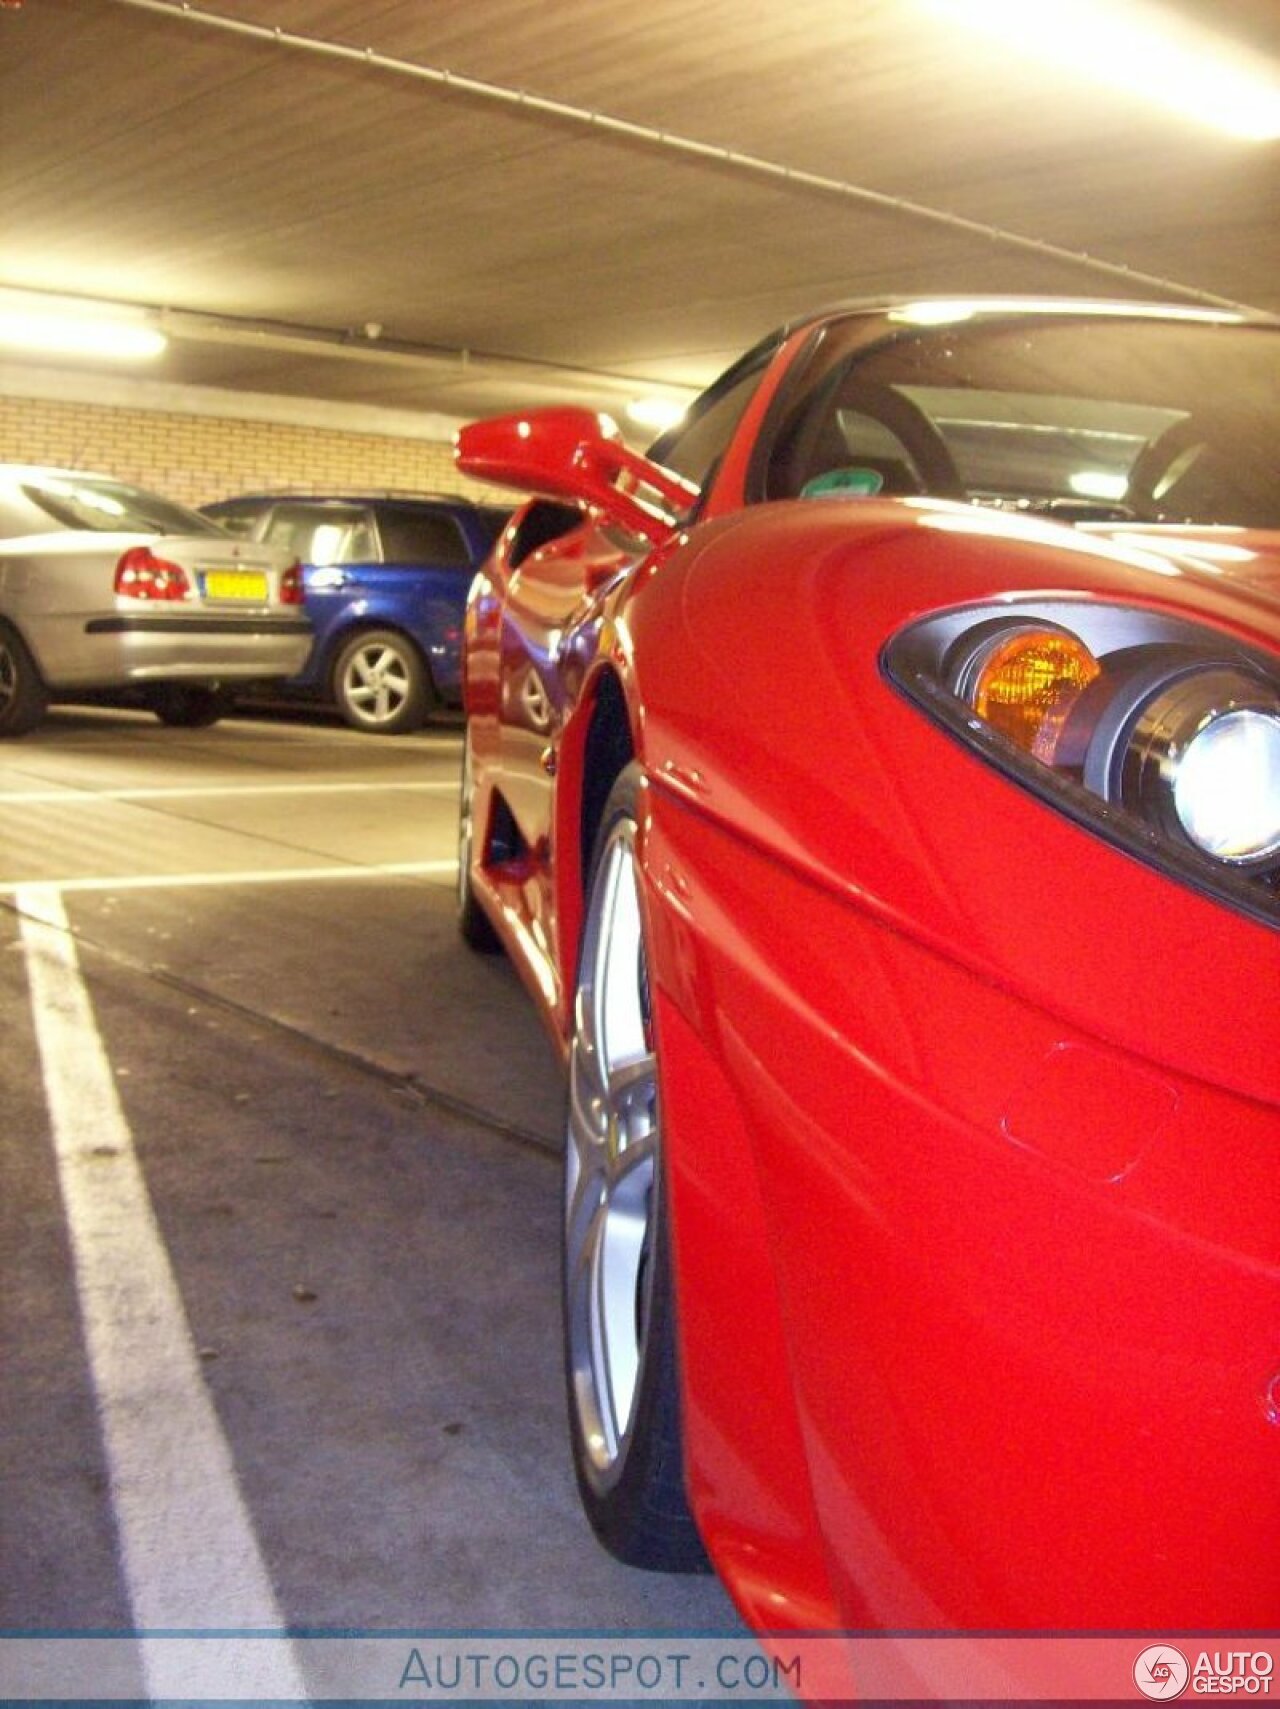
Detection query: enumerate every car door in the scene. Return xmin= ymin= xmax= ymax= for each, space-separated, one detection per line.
xmin=461 ymin=364 xmax=772 ymax=1000
xmin=491 ymin=506 xmax=641 ymax=987
xmin=373 ymin=503 xmax=476 ymax=698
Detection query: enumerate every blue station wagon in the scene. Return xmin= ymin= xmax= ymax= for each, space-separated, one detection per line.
xmin=202 ymin=492 xmax=509 ymax=733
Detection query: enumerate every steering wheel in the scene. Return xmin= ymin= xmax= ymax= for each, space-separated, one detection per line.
xmin=768 ymin=375 xmax=965 ymax=502
xmin=833 ymin=383 xmax=966 ymax=500
xmin=1122 ymin=414 xmax=1214 ymax=521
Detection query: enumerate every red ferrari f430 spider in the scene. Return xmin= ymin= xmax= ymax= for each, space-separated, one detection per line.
xmin=454 ymin=299 xmax=1279 ymax=1646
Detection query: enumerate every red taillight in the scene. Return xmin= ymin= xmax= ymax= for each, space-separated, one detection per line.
xmin=114 ymin=546 xmax=191 ymax=602
xmin=280 ymin=560 xmax=305 ymax=605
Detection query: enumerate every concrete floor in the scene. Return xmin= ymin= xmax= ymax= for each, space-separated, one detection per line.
xmin=0 ymin=706 xmax=741 ymax=1665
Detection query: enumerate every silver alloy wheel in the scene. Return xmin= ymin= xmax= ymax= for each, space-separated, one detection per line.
xmin=565 ymin=813 xmax=659 ymax=1490
xmin=340 ymin=638 xmax=413 ymax=726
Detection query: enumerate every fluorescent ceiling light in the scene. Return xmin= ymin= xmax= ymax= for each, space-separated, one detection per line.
xmin=927 ymin=0 xmax=1280 ymax=140
xmin=0 ymin=292 xmax=167 ymax=360
xmin=892 ymin=298 xmax=1243 ymax=326
xmin=626 ymin=397 xmax=687 ymax=433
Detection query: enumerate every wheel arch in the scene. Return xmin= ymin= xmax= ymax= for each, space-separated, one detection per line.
xmin=556 ymin=666 xmax=840 ymax=1619
xmin=0 ymin=611 xmax=47 ymax=679
xmin=553 ymin=664 xmax=638 ymax=1013
xmin=0 ymin=614 xmax=52 ymax=735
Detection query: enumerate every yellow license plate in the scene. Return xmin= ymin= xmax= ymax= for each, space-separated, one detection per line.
xmin=204 ymin=570 xmax=268 ymax=601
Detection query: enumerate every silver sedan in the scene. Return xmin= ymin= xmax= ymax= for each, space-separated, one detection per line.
xmin=0 ymin=466 xmax=313 ymax=734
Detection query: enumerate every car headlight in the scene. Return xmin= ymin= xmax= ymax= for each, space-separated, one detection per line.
xmin=884 ymin=601 xmax=1280 ymax=925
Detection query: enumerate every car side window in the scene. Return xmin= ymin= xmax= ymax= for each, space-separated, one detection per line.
xmin=376 ymin=507 xmax=471 ymax=567
xmin=650 ymin=361 xmax=768 ymax=500
xmin=262 ymin=504 xmax=376 ymax=565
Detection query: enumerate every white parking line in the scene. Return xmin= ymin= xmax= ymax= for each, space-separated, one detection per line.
xmin=0 ymin=781 xmax=458 ymax=804
xmin=0 ymin=859 xmax=456 ymax=896
xmin=17 ymin=885 xmax=308 ymax=1701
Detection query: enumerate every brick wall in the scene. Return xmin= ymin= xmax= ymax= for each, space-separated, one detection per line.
xmin=0 ymin=392 xmax=496 ymax=510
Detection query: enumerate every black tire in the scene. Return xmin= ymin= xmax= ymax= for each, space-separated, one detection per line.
xmin=332 ymin=629 xmax=432 ymax=735
xmin=457 ymin=724 xmax=502 ymax=952
xmin=149 ymin=684 xmax=233 ymax=728
xmin=562 ymin=763 xmax=708 ymax=1571
xmin=0 ymin=624 xmax=50 ymax=736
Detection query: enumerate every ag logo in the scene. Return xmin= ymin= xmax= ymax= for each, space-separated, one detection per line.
xmin=1135 ymin=1646 xmax=1190 ymax=1700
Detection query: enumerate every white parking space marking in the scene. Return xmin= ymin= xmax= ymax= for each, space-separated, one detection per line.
xmin=17 ymin=885 xmax=308 ymax=1701
xmin=0 ymin=781 xmax=458 ymax=804
xmin=0 ymin=859 xmax=456 ymax=897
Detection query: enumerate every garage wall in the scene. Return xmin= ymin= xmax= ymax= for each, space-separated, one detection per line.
xmin=0 ymin=392 xmax=486 ymax=510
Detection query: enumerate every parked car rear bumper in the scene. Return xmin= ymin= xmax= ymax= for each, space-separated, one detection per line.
xmin=56 ymin=615 xmax=314 ymax=684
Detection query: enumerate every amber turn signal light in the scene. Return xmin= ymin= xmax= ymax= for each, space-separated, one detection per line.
xmin=971 ymin=628 xmax=1101 ymax=763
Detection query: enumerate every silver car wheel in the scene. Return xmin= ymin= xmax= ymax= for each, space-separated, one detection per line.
xmin=332 ymin=629 xmax=431 ymax=733
xmin=564 ymin=811 xmax=659 ymax=1490
xmin=343 ymin=640 xmax=411 ymax=723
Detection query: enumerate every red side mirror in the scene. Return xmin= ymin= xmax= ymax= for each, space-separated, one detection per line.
xmin=454 ymin=407 xmax=699 ymax=545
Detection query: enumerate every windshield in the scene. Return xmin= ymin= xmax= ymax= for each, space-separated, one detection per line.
xmin=20 ymin=474 xmax=222 ymax=536
xmin=762 ymin=312 xmax=1280 ymax=528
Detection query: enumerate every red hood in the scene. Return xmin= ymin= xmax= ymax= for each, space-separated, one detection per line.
xmin=1084 ymin=523 xmax=1280 ymax=623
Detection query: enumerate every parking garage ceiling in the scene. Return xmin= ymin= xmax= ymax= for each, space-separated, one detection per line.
xmin=2 ymin=0 xmax=1279 ymax=432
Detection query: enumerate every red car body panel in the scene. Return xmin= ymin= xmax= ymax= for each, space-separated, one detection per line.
xmin=457 ymin=304 xmax=1280 ymax=1640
